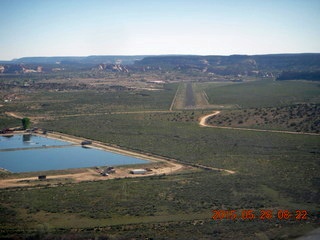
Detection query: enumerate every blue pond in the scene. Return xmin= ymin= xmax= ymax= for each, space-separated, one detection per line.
xmin=0 ymin=135 xmax=149 ymax=173
xmin=0 ymin=134 xmax=71 ymax=150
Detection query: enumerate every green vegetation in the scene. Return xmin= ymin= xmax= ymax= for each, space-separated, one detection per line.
xmin=1 ymin=170 xmax=318 ymax=239
xmin=277 ymin=71 xmax=320 ymax=81
xmin=3 ymin=84 xmax=178 ymax=118
xmin=33 ymin=106 xmax=319 ymax=239
xmin=0 ymin=79 xmax=319 ymax=239
xmin=21 ymin=117 xmax=31 ymax=130
xmin=207 ymin=104 xmax=320 ymax=133
xmin=203 ymin=80 xmax=320 ymax=108
xmin=0 ymin=115 xmax=21 ymax=130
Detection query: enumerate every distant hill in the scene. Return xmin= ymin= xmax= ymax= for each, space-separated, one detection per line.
xmin=10 ymin=55 xmax=147 ymax=65
xmin=135 ymin=54 xmax=320 ymax=73
xmin=1 ymin=54 xmax=320 ymax=77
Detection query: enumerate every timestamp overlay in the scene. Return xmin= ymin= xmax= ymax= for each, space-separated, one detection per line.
xmin=212 ymin=209 xmax=309 ymax=221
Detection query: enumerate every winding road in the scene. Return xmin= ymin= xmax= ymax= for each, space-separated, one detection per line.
xmin=199 ymin=111 xmax=320 ymax=136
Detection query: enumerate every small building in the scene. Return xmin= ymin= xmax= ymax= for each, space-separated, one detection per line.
xmin=1 ymin=128 xmax=14 ymax=134
xmin=101 ymin=166 xmax=116 ymax=176
xmin=130 ymin=169 xmax=147 ymax=174
xmin=38 ymin=175 xmax=46 ymax=180
xmin=105 ymin=166 xmax=116 ymax=174
xmin=81 ymin=140 xmax=92 ymax=145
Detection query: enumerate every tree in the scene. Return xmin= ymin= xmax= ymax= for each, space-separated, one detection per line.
xmin=22 ymin=118 xmax=31 ymax=130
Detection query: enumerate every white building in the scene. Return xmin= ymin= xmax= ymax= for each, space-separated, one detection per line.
xmin=130 ymin=169 xmax=147 ymax=174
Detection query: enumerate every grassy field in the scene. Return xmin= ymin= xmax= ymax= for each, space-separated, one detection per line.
xmin=1 ymin=170 xmax=318 ymax=239
xmin=32 ymin=111 xmax=320 ymax=239
xmin=2 ymin=83 xmax=178 ymax=119
xmin=202 ymin=80 xmax=320 ymax=108
xmin=0 ymin=79 xmax=319 ymax=239
xmin=206 ymin=104 xmax=320 ymax=133
xmin=0 ymin=114 xmax=21 ymax=129
xmin=201 ymin=80 xmax=320 ymax=132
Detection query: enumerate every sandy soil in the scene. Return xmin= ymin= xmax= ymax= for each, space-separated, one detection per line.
xmin=199 ymin=111 xmax=220 ymax=126
xmin=5 ymin=112 xmax=23 ymax=119
xmin=0 ymin=162 xmax=184 ymax=189
xmin=5 ymin=111 xmax=50 ymax=123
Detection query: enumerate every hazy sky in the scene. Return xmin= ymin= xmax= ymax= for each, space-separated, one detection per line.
xmin=1 ymin=0 xmax=320 ymax=60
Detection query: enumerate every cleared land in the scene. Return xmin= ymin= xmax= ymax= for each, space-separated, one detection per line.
xmin=0 ymin=162 xmax=186 ymax=189
xmin=171 ymin=82 xmax=234 ymax=110
xmin=203 ymin=80 xmax=320 ymax=108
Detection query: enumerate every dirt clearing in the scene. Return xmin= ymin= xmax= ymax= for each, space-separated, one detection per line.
xmin=0 ymin=162 xmax=186 ymax=189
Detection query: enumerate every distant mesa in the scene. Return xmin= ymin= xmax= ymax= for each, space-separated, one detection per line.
xmin=0 ymin=64 xmax=43 ymax=74
xmin=0 ymin=54 xmax=320 ymax=78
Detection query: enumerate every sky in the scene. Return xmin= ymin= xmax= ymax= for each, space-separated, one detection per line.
xmin=1 ymin=0 xmax=320 ymax=60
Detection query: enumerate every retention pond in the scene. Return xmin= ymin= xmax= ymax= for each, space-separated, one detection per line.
xmin=0 ymin=134 xmax=149 ymax=173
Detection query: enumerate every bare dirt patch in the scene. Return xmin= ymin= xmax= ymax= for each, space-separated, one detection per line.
xmin=5 ymin=112 xmax=23 ymax=119
xmin=0 ymin=162 xmax=186 ymax=189
xmin=199 ymin=111 xmax=220 ymax=126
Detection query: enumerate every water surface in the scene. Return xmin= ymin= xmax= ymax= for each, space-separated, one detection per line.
xmin=0 ymin=135 xmax=149 ymax=173
xmin=0 ymin=134 xmax=71 ymax=150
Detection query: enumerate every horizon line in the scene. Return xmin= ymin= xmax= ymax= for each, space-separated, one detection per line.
xmin=1 ymin=52 xmax=320 ymax=62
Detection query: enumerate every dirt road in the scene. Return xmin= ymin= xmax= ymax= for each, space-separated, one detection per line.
xmin=199 ymin=111 xmax=320 ymax=136
xmin=5 ymin=112 xmax=23 ymax=119
xmin=5 ymin=110 xmax=176 ymax=120
xmin=199 ymin=111 xmax=221 ymax=126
